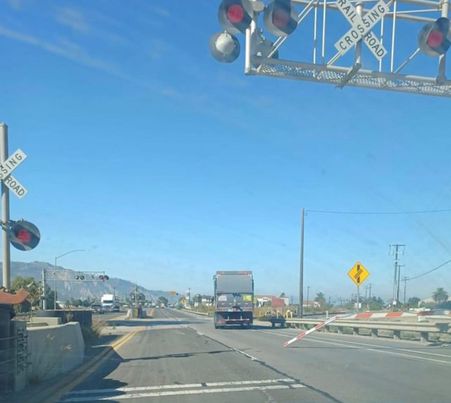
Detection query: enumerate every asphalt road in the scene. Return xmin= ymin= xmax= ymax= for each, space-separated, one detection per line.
xmin=58 ymin=308 xmax=451 ymax=403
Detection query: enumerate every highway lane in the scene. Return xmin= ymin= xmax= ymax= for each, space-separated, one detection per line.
xmin=58 ymin=308 xmax=451 ymax=402
xmin=60 ymin=309 xmax=321 ymax=402
xmin=155 ymin=309 xmax=451 ymax=402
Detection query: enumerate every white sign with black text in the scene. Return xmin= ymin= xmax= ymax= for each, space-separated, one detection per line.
xmin=335 ymin=0 xmax=390 ymax=60
xmin=0 ymin=148 xmax=28 ymax=199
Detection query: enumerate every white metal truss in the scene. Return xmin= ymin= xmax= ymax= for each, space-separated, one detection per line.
xmin=245 ymin=0 xmax=451 ymax=97
xmin=44 ymin=269 xmax=106 ymax=282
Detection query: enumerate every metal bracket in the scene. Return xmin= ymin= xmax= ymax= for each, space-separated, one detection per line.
xmin=337 ymin=63 xmax=362 ymax=88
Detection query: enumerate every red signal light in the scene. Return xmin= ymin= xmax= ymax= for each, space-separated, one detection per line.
xmin=218 ymin=0 xmax=254 ymax=34
xmin=9 ymin=220 xmax=40 ymax=251
xmin=16 ymin=229 xmax=31 ymax=243
xmin=227 ymin=4 xmax=245 ymax=24
xmin=273 ymin=7 xmax=290 ymax=29
xmin=427 ymin=30 xmax=444 ymax=48
xmin=418 ymin=17 xmax=451 ymax=56
xmin=264 ymin=0 xmax=297 ymax=37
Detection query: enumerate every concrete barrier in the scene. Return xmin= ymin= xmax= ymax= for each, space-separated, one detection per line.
xmin=28 ymin=317 xmax=62 ymax=326
xmin=285 ymin=318 xmax=449 ymax=342
xmin=27 ymin=322 xmax=84 ymax=382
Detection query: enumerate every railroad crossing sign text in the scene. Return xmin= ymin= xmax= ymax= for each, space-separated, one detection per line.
xmin=335 ymin=0 xmax=389 ymax=60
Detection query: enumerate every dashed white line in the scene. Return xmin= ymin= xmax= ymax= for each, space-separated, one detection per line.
xmin=61 ymin=380 xmax=304 ymax=402
xmin=66 ymin=378 xmax=296 ymax=396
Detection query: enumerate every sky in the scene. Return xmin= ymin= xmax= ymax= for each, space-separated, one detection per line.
xmin=0 ymin=0 xmax=451 ymax=302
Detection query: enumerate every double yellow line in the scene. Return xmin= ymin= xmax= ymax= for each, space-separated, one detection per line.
xmin=110 ymin=330 xmax=138 ymax=351
xmin=45 ymin=331 xmax=138 ymax=403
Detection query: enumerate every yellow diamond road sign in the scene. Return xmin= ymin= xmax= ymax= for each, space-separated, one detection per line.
xmin=348 ymin=262 xmax=370 ymax=286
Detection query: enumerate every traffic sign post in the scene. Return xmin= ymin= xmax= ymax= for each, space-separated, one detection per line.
xmin=1 ymin=124 xmax=11 ymax=289
xmin=348 ymin=262 xmax=370 ymax=312
xmin=0 ymin=123 xmax=35 ymax=290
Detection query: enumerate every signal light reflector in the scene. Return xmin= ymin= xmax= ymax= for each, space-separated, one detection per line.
xmin=219 ymin=0 xmax=254 ymax=34
xmin=210 ymin=32 xmax=240 ymax=63
xmin=418 ymin=17 xmax=451 ymax=56
xmin=264 ymin=0 xmax=297 ymax=37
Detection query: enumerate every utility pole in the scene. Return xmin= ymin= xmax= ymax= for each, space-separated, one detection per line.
xmin=306 ymin=285 xmax=310 ymax=313
xmin=0 ymin=124 xmax=10 ymax=290
xmin=397 ymin=264 xmax=405 ymax=305
xmin=299 ymin=208 xmax=305 ymax=317
xmin=41 ymin=268 xmax=47 ymax=310
xmin=402 ymin=276 xmax=408 ymax=306
xmin=368 ymin=283 xmax=372 ymax=300
xmin=390 ymin=244 xmax=405 ymax=310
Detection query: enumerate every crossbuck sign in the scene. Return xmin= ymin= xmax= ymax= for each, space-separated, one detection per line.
xmin=335 ymin=0 xmax=390 ymax=60
xmin=0 ymin=149 xmax=28 ymax=199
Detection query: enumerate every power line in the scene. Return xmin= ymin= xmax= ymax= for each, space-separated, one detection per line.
xmin=306 ymin=209 xmax=451 ymax=215
xmin=407 ymin=259 xmax=451 ymax=281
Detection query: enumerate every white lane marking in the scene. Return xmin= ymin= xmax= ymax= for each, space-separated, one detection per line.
xmin=259 ymin=330 xmax=451 ymax=365
xmin=307 ymin=336 xmax=451 ymax=359
xmin=299 ymin=337 xmax=451 ymax=366
xmin=66 ymin=378 xmax=296 ymax=396
xmin=61 ymin=384 xmax=305 ymax=402
xmin=261 ymin=329 xmax=451 ymax=357
xmin=234 ymin=348 xmax=260 ymax=361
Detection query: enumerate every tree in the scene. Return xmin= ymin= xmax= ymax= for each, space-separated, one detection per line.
xmin=158 ymin=296 xmax=168 ymax=306
xmin=314 ymin=292 xmax=326 ymax=308
xmin=279 ymin=292 xmax=286 ymax=298
xmin=432 ymin=288 xmax=448 ymax=305
xmin=407 ymin=297 xmax=420 ymax=308
xmin=11 ymin=276 xmax=41 ymax=307
xmin=367 ymin=296 xmax=385 ymax=311
xmin=45 ymin=286 xmax=55 ymax=309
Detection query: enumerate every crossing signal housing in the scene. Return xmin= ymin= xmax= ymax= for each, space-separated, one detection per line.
xmin=418 ymin=17 xmax=451 ymax=56
xmin=219 ymin=0 xmax=254 ymax=34
xmin=264 ymin=0 xmax=297 ymax=37
xmin=9 ymin=220 xmax=40 ymax=251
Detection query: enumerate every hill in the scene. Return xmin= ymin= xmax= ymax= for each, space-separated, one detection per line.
xmin=0 ymin=261 xmax=175 ymax=303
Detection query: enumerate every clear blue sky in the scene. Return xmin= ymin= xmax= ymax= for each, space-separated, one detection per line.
xmin=1 ymin=0 xmax=450 ymax=301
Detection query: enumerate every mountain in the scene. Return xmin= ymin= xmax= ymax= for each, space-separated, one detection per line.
xmin=0 ymin=261 xmax=176 ymax=303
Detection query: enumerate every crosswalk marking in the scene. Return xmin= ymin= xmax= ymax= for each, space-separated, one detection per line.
xmin=61 ymin=379 xmax=304 ymax=402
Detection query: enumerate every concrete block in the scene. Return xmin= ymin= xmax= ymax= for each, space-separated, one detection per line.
xmin=27 ymin=322 xmax=84 ymax=383
xmin=29 ymin=317 xmax=61 ymax=326
xmin=420 ymin=332 xmax=429 ymax=343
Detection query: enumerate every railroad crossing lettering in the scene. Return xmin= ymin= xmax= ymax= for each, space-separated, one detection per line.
xmin=0 ymin=149 xmax=26 ymax=180
xmin=0 ymin=148 xmax=28 ymax=199
xmin=335 ymin=0 xmax=390 ymax=60
xmin=3 ymin=175 xmax=27 ymax=198
xmin=348 ymin=262 xmax=370 ymax=286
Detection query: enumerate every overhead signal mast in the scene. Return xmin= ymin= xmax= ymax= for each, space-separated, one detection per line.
xmin=210 ymin=0 xmax=451 ymax=97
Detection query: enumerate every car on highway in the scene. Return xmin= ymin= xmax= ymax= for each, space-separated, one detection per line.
xmin=91 ymin=304 xmax=104 ymax=314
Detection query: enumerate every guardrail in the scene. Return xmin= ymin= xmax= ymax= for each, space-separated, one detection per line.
xmin=285 ymin=318 xmax=450 ymax=343
xmin=183 ymin=309 xmax=211 ymax=317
